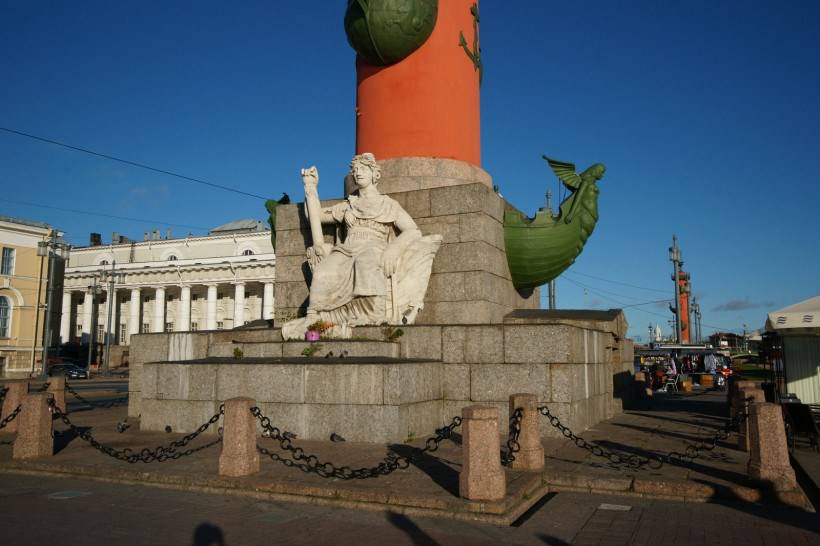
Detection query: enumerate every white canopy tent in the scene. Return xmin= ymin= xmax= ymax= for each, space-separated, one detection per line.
xmin=765 ymin=295 xmax=820 ymax=404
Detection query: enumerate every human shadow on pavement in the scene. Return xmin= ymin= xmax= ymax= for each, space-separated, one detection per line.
xmin=611 ymin=422 xmax=739 ymax=451
xmin=623 ymin=411 xmax=726 ymax=430
xmin=538 ymin=535 xmax=570 ymax=546
xmin=390 ymin=444 xmax=459 ymax=497
xmin=386 ymin=512 xmax=439 ymax=546
xmin=192 ymin=522 xmax=226 ymax=546
xmin=53 ymin=426 xmax=91 ymax=454
xmin=594 ymin=439 xmax=751 ymax=484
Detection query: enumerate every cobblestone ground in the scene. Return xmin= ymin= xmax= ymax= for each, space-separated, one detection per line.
xmin=0 ymin=473 xmax=818 ymax=545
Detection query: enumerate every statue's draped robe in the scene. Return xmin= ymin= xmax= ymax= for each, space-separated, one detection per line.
xmin=308 ymin=193 xmax=406 ymax=313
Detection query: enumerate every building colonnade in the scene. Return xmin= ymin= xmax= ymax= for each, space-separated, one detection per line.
xmin=59 ymin=280 xmax=275 ymax=346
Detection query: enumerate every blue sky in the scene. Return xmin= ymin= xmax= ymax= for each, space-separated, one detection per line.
xmin=1 ymin=1 xmax=818 ymax=340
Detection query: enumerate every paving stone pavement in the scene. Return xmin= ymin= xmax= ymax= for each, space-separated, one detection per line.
xmin=0 ymin=473 xmax=818 ymax=545
xmin=0 ymin=380 xmax=815 ymax=529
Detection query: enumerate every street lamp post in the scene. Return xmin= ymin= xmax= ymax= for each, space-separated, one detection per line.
xmin=86 ymin=276 xmax=100 ymax=370
xmin=99 ymin=262 xmax=124 ymax=376
xmin=36 ymin=231 xmax=71 ymax=381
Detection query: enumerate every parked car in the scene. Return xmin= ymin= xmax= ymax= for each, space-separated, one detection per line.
xmin=48 ymin=364 xmax=89 ymax=379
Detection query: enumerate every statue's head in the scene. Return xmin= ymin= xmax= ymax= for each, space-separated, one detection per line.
xmin=582 ymin=163 xmax=606 ymax=183
xmin=350 ymin=152 xmax=381 ymax=189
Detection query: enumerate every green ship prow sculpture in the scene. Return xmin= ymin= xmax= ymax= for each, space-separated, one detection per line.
xmin=504 ymin=156 xmax=606 ymax=290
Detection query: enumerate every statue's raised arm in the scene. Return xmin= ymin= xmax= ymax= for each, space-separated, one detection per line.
xmin=281 ymin=152 xmax=442 ymax=340
xmin=301 ymin=166 xmax=332 ymax=265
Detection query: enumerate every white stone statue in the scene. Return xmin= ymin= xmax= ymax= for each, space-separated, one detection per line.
xmin=282 ymin=153 xmax=441 ymax=340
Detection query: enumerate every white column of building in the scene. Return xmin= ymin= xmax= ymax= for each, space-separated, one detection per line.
xmin=103 ymin=288 xmax=115 ymax=336
xmin=233 ymin=282 xmax=245 ymax=327
xmin=60 ymin=290 xmax=72 ymax=344
xmin=153 ymin=286 xmax=166 ymax=333
xmin=129 ymin=288 xmax=141 ymax=339
xmin=263 ymin=282 xmax=274 ymax=320
xmin=178 ymin=285 xmax=191 ymax=331
xmin=206 ymin=284 xmax=218 ymax=330
xmin=81 ymin=290 xmax=93 ymax=340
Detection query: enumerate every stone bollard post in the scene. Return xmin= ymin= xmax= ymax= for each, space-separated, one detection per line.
xmin=1 ymin=382 xmax=28 ymax=433
xmin=508 ymin=394 xmax=544 ymax=471
xmin=747 ymin=402 xmax=797 ymax=491
xmin=219 ymin=397 xmax=259 ymax=477
xmin=12 ymin=393 xmax=53 ymax=460
xmin=736 ymin=388 xmax=766 ymax=452
xmin=730 ymin=380 xmax=759 ymax=419
xmin=459 ymin=405 xmax=506 ymax=501
xmin=47 ymin=376 xmax=66 ymax=414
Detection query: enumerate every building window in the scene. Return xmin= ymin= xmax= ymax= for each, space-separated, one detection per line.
xmin=1 ymin=248 xmax=15 ymax=275
xmin=142 ymin=323 xmax=150 ymax=333
xmin=97 ymin=324 xmax=105 ymax=340
xmin=192 ymin=295 xmax=200 ymax=301
xmin=120 ymin=324 xmax=127 ymax=344
xmin=242 ymin=249 xmax=254 ymax=256
xmin=167 ymin=295 xmax=175 ymax=301
xmin=216 ymin=321 xmax=224 ymax=330
xmin=0 ymin=296 xmax=10 ymax=337
xmin=167 ymin=255 xmax=177 ymax=261
xmin=143 ymin=297 xmax=150 ymax=303
xmin=100 ymin=260 xmax=109 ymax=266
xmin=191 ymin=322 xmax=198 ymax=331
xmin=165 ymin=322 xmax=174 ymax=332
xmin=217 ymin=292 xmax=224 ymax=300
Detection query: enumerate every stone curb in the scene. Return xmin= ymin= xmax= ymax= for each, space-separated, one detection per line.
xmin=541 ymin=471 xmax=814 ymax=512
xmin=0 ymin=462 xmax=548 ymax=526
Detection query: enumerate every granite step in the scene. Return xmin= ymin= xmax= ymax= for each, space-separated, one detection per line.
xmin=207 ymin=340 xmax=400 ymax=359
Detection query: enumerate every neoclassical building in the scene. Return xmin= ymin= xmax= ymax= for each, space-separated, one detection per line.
xmin=61 ymin=220 xmax=275 ymax=348
xmin=0 ymin=216 xmax=63 ymax=377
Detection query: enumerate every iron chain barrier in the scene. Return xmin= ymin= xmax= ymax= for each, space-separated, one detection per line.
xmin=251 ymin=406 xmax=463 ymax=480
xmin=48 ymin=399 xmax=224 ymax=463
xmin=537 ymin=403 xmax=750 ymax=471
xmin=0 ymin=403 xmax=22 ymax=445
xmin=65 ymin=382 xmax=127 ymax=409
xmin=501 ymin=408 xmax=523 ymax=466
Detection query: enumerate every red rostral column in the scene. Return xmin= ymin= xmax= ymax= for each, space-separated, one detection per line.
xmin=355 ymin=0 xmax=482 ymax=167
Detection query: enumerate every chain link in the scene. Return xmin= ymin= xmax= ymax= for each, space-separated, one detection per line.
xmin=251 ymin=406 xmax=462 ymax=480
xmin=48 ymin=399 xmax=224 ymax=463
xmin=0 ymin=404 xmax=22 ymax=430
xmin=537 ymin=403 xmax=749 ymax=471
xmin=65 ymin=382 xmax=127 ymax=409
xmin=501 ymin=408 xmax=523 ymax=466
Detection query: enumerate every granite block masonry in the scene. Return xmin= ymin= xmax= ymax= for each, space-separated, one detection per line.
xmin=12 ymin=392 xmax=53 ymax=460
xmin=736 ymin=387 xmax=766 ymax=452
xmin=48 ymin=376 xmax=66 ymax=414
xmin=747 ymin=402 xmax=797 ymax=491
xmin=509 ymin=393 xmax=544 ymax=472
xmin=459 ymin=405 xmax=506 ymax=501
xmin=219 ymin=397 xmax=259 ymax=477
xmin=1 ymin=382 xmax=27 ymax=433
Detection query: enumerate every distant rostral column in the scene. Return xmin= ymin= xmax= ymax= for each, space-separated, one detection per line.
xmin=347 ymin=0 xmax=482 ymax=167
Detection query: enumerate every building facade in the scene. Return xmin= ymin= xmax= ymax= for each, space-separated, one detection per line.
xmin=61 ymin=221 xmax=276 ymax=354
xmin=0 ymin=216 xmax=62 ymax=377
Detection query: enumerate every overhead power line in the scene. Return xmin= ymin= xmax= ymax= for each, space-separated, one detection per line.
xmin=562 ymin=272 xmax=655 ymax=303
xmin=560 ymin=275 xmax=743 ymax=334
xmin=0 ymin=197 xmax=210 ymax=231
xmin=0 ymin=126 xmax=270 ymax=201
xmin=567 ymin=269 xmax=669 ymax=294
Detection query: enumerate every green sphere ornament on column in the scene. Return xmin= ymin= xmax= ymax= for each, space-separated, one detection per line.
xmin=344 ymin=0 xmax=438 ymax=66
